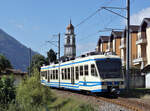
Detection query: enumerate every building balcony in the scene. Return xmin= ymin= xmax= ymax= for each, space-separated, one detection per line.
xmin=136 ymin=32 xmax=147 ymax=45
xmin=133 ymin=56 xmax=147 ymax=65
xmin=105 ymin=48 xmax=110 ymax=52
xmin=136 ymin=38 xmax=147 ymax=45
xmin=105 ymin=48 xmax=113 ymax=52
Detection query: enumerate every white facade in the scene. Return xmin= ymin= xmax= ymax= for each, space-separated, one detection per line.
xmin=112 ymin=39 xmax=116 ymax=52
xmin=134 ymin=19 xmax=150 ymax=69
xmin=120 ymin=36 xmax=126 ymax=66
xmin=146 ymin=72 xmax=150 ymax=88
xmin=146 ymin=25 xmax=150 ymax=65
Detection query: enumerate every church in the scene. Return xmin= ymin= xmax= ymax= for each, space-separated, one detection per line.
xmin=64 ymin=20 xmax=76 ymax=59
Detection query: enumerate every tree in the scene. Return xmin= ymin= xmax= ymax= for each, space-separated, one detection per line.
xmin=47 ymin=49 xmax=57 ymax=64
xmin=30 ymin=54 xmax=47 ymax=72
xmin=0 ymin=54 xmax=12 ymax=73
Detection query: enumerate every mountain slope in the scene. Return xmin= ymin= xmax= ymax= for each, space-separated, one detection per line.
xmin=0 ymin=29 xmax=37 ymax=72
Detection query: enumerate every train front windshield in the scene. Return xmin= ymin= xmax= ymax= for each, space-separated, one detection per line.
xmin=96 ymin=59 xmax=122 ymax=79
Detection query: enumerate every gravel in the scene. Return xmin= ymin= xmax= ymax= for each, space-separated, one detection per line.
xmin=52 ymin=89 xmax=132 ymax=111
xmin=97 ymin=100 xmax=131 ymax=111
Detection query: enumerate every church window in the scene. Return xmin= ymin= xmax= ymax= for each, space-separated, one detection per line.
xmin=67 ymin=36 xmax=70 ymax=44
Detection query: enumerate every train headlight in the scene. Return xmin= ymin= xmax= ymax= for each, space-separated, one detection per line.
xmin=120 ymin=81 xmax=124 ymax=85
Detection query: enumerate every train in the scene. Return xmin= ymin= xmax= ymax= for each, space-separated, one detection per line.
xmin=40 ymin=53 xmax=125 ymax=95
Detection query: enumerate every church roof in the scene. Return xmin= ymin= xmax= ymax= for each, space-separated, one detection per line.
xmin=66 ymin=20 xmax=74 ymax=30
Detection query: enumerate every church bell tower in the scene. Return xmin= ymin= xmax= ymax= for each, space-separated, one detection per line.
xmin=64 ymin=20 xmax=76 ymax=58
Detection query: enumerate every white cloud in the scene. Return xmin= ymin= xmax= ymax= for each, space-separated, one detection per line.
xmin=131 ymin=7 xmax=150 ymax=25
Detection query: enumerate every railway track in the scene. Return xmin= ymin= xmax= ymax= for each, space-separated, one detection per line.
xmin=95 ymin=96 xmax=143 ymax=111
xmin=53 ymin=89 xmax=150 ymax=111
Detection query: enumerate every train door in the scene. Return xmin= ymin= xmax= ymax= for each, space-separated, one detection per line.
xmin=75 ymin=66 xmax=79 ymax=84
xmin=71 ymin=67 xmax=75 ymax=84
xmin=79 ymin=65 xmax=86 ymax=85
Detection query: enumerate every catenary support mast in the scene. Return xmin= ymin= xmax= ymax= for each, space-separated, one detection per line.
xmin=126 ymin=0 xmax=130 ymax=90
xmin=58 ymin=33 xmax=61 ymax=88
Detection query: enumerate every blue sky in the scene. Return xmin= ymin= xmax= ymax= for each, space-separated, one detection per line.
xmin=0 ymin=0 xmax=150 ymax=57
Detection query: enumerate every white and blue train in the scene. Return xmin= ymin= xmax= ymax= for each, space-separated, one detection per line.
xmin=40 ymin=54 xmax=125 ymax=94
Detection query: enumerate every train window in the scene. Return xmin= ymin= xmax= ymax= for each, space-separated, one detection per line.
xmin=41 ymin=71 xmax=44 ymax=77
xmin=56 ymin=70 xmax=58 ymax=79
xmin=91 ymin=64 xmax=98 ymax=76
xmin=61 ymin=69 xmax=64 ymax=80
xmin=84 ymin=65 xmax=88 ymax=75
xmin=40 ymin=72 xmax=43 ymax=77
xmin=51 ymin=70 xmax=53 ymax=79
xmin=75 ymin=67 xmax=79 ymax=80
xmin=80 ymin=66 xmax=83 ymax=76
xmin=50 ymin=70 xmax=53 ymax=79
xmin=64 ymin=68 xmax=67 ymax=80
xmin=53 ymin=70 xmax=55 ymax=79
xmin=68 ymin=68 xmax=70 ymax=80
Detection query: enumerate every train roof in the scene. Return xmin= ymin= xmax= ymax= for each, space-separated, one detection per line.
xmin=41 ymin=54 xmax=120 ymax=69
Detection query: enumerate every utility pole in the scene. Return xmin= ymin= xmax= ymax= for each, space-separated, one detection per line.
xmin=46 ymin=33 xmax=61 ymax=87
xmin=58 ymin=33 xmax=61 ymax=88
xmin=101 ymin=0 xmax=130 ymax=90
xmin=126 ymin=0 xmax=130 ymax=91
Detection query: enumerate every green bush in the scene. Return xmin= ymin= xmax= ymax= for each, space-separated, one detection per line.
xmin=0 ymin=75 xmax=15 ymax=108
xmin=5 ymin=68 xmax=96 ymax=111
xmin=15 ymin=68 xmax=55 ymax=111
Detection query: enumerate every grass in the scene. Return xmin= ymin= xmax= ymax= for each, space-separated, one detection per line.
xmin=49 ymin=90 xmax=97 ymax=111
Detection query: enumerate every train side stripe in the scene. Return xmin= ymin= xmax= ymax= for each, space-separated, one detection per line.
xmin=41 ymin=80 xmax=121 ymax=87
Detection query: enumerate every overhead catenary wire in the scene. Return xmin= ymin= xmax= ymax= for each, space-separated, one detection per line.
xmin=77 ymin=8 xmax=125 ymax=42
xmin=74 ymin=0 xmax=126 ymax=43
xmin=75 ymin=0 xmax=113 ymax=29
xmin=45 ymin=0 xmax=126 ymax=56
xmin=75 ymin=8 xmax=103 ymax=28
